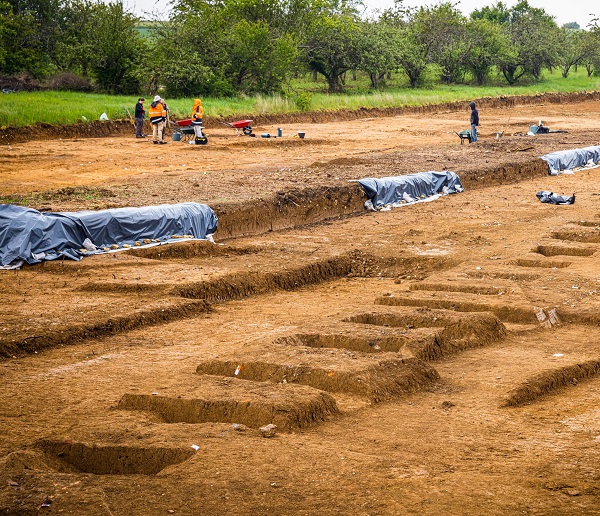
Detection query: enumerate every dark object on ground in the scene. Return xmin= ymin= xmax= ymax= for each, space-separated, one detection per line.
xmin=530 ymin=123 xmax=568 ymax=135
xmin=536 ymin=191 xmax=575 ymax=205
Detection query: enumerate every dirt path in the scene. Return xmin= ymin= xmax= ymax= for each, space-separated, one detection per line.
xmin=1 ymin=98 xmax=600 ymax=514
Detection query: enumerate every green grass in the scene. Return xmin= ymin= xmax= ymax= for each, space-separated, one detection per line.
xmin=1 ymin=68 xmax=599 ymax=128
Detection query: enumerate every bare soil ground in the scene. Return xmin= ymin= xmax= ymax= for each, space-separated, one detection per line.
xmin=2 ymin=95 xmax=600 ymax=515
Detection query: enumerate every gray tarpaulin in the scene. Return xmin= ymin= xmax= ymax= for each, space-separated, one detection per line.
xmin=536 ymin=191 xmax=575 ymax=205
xmin=357 ymin=171 xmax=464 ymax=210
xmin=540 ymin=146 xmax=600 ymax=175
xmin=0 ymin=202 xmax=218 ymax=268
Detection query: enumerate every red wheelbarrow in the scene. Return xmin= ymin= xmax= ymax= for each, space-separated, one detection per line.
xmin=219 ymin=119 xmax=254 ymax=136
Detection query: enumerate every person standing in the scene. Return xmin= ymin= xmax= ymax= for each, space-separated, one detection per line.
xmin=149 ymin=95 xmax=167 ymax=144
xmin=190 ymin=98 xmax=207 ymax=144
xmin=134 ymin=97 xmax=146 ymax=138
xmin=469 ymin=101 xmax=479 ymax=143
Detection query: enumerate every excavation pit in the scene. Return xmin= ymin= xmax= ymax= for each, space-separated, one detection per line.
xmin=409 ymin=282 xmax=508 ymax=295
xmin=572 ymin=220 xmax=600 ymax=228
xmin=374 ymin=294 xmax=535 ymax=324
xmin=37 ymin=440 xmax=195 ymax=475
xmin=275 ymin=333 xmax=409 ymax=353
xmin=195 ymin=358 xmax=439 ymax=402
xmin=118 ymin=383 xmax=338 ymax=432
xmin=534 ymin=244 xmax=595 ymax=257
xmin=345 ymin=309 xmax=506 ymax=359
xmin=551 ymin=230 xmax=600 ymax=243
xmin=464 ymin=270 xmax=540 ymax=281
xmin=512 ymin=258 xmax=572 ymax=269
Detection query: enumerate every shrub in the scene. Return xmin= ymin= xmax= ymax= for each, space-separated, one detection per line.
xmin=44 ymin=72 xmax=95 ymax=92
xmin=294 ymin=91 xmax=312 ymax=112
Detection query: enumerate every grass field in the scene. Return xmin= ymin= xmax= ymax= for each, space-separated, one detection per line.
xmin=1 ymin=68 xmax=599 ymax=127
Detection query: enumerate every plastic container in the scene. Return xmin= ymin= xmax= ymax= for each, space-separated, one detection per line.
xmin=277 ymin=127 xmax=282 ymax=137
xmin=261 ymin=133 xmax=271 ymax=138
xmin=297 ymin=131 xmax=305 ymax=139
xmin=172 ymin=132 xmax=181 ymax=141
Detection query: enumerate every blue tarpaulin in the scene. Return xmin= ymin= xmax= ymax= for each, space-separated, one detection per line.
xmin=0 ymin=202 xmax=218 ymax=268
xmin=540 ymin=146 xmax=600 ymax=175
xmin=357 ymin=171 xmax=464 ymax=210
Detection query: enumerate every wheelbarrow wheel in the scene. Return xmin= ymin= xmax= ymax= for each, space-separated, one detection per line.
xmin=243 ymin=126 xmax=253 ymax=136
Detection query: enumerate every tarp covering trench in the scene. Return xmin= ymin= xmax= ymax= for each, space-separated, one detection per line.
xmin=0 ymin=202 xmax=218 ymax=268
xmin=540 ymin=146 xmax=600 ymax=175
xmin=357 ymin=171 xmax=464 ymax=211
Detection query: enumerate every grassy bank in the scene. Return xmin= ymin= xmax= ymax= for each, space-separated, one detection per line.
xmin=1 ymin=69 xmax=599 ymax=128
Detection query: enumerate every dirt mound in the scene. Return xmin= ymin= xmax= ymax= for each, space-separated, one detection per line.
xmin=504 ymin=359 xmax=600 ymax=407
xmin=0 ymin=300 xmax=211 ymax=358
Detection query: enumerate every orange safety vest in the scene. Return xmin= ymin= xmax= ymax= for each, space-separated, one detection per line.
xmin=192 ymin=105 xmax=204 ymax=122
xmin=149 ymin=102 xmax=166 ymax=123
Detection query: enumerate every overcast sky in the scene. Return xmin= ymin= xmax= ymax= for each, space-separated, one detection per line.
xmin=128 ymin=0 xmax=598 ymax=28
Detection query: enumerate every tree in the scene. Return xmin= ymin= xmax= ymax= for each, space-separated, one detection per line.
xmin=0 ymin=0 xmax=53 ymax=76
xmin=357 ymin=20 xmax=399 ymax=89
xmin=470 ymin=2 xmax=510 ymax=24
xmin=583 ymin=18 xmax=600 ymax=77
xmin=226 ymin=20 xmax=298 ymax=93
xmin=87 ymin=1 xmax=146 ymax=93
xmin=7 ymin=0 xmax=62 ymax=75
xmin=418 ymin=3 xmax=470 ymax=84
xmin=304 ymin=13 xmax=362 ymax=92
xmin=50 ymin=0 xmax=96 ymax=75
xmin=507 ymin=1 xmax=561 ymax=79
xmin=559 ymin=28 xmax=588 ymax=78
xmin=494 ymin=1 xmax=562 ymax=83
xmin=151 ymin=5 xmax=231 ymax=97
xmin=464 ymin=18 xmax=506 ymax=85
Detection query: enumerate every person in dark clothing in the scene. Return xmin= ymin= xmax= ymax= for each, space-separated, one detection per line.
xmin=134 ymin=97 xmax=146 ymax=138
xmin=469 ymin=101 xmax=479 ymax=143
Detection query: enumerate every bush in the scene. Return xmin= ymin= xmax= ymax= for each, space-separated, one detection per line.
xmin=0 ymin=72 xmax=41 ymax=92
xmin=44 ymin=72 xmax=95 ymax=92
xmin=294 ymin=91 xmax=312 ymax=111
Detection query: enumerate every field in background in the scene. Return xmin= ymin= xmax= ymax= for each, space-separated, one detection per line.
xmin=1 ymin=68 xmax=599 ymax=127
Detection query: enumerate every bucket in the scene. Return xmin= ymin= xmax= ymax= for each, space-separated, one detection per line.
xmin=277 ymin=127 xmax=282 ymax=137
xmin=172 ymin=132 xmax=181 ymax=142
xmin=297 ymin=131 xmax=305 ymax=139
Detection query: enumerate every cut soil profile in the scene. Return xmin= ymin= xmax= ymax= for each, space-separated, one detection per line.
xmin=2 ymin=95 xmax=600 ymax=514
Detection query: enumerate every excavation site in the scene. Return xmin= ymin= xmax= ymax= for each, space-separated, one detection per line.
xmin=1 ymin=93 xmax=600 ymax=514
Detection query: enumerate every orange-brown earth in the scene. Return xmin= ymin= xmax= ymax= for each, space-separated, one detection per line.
xmin=1 ymin=95 xmax=600 ymax=515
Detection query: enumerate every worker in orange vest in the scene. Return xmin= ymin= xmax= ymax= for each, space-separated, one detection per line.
xmin=149 ymin=95 xmax=168 ymax=144
xmin=190 ymin=98 xmax=207 ymax=145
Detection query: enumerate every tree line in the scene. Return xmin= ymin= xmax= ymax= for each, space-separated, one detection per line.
xmin=1 ymin=0 xmax=600 ymax=97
